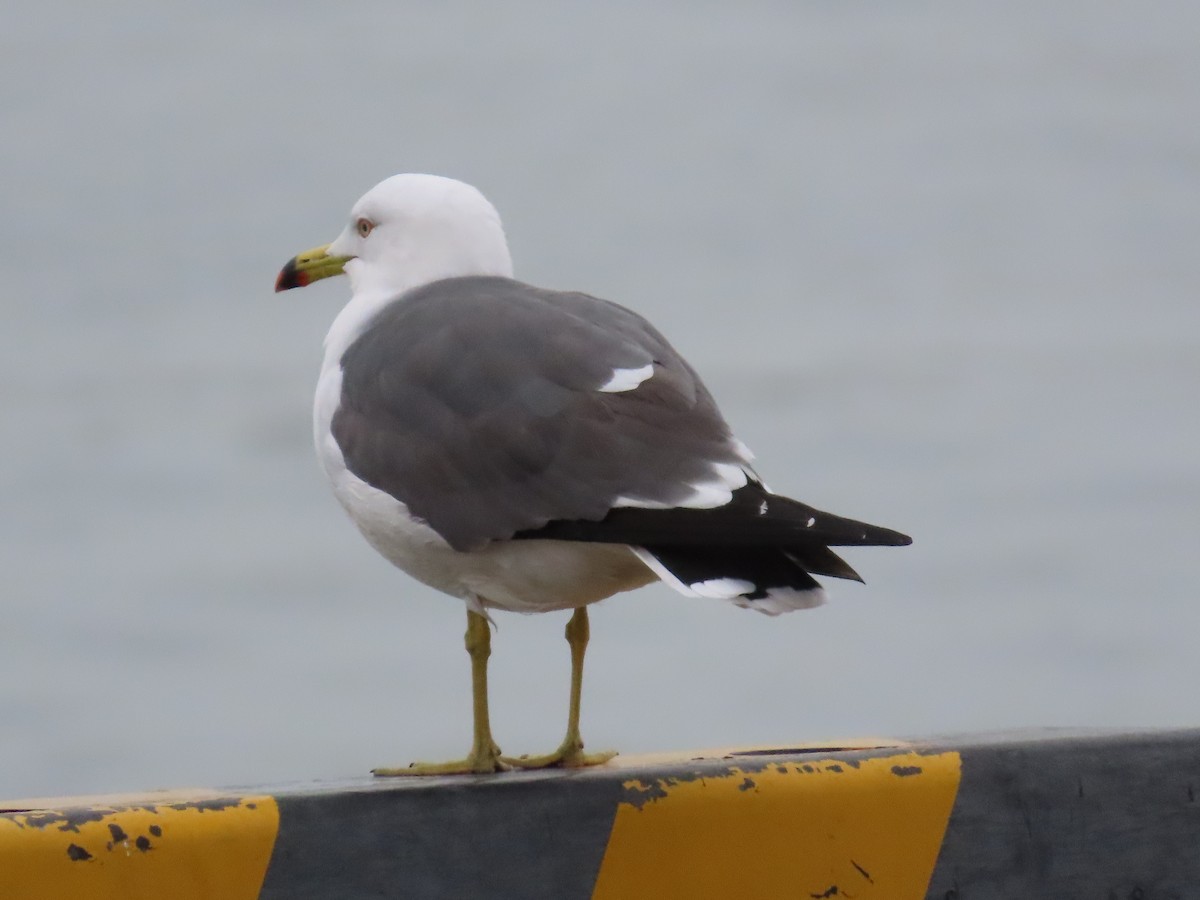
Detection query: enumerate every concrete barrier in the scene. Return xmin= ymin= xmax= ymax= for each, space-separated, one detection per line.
xmin=2 ymin=729 xmax=1197 ymax=898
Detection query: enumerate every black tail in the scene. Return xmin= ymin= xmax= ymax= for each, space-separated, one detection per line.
xmin=633 ymin=544 xmax=828 ymax=615
xmin=515 ymin=482 xmax=910 ymax=615
xmin=516 ymin=482 xmax=912 ymax=550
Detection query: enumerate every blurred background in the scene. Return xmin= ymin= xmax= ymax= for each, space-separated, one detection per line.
xmin=2 ymin=1 xmax=1197 ymax=799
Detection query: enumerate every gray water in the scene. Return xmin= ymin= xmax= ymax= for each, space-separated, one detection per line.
xmin=2 ymin=1 xmax=1197 ymax=800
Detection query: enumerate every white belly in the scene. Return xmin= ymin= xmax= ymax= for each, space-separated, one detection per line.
xmin=314 ymin=362 xmax=656 ymax=613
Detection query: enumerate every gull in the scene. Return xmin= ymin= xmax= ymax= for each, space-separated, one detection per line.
xmin=275 ymin=174 xmax=911 ymax=775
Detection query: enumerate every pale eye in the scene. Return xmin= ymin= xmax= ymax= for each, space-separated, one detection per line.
xmin=355 ymin=218 xmax=375 ymax=238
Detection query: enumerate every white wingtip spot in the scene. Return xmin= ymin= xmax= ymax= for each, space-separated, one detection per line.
xmin=598 ymin=363 xmax=654 ymax=393
xmin=807 ymin=517 xmax=816 ymax=527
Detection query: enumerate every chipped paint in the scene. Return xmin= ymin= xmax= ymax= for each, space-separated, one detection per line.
xmin=851 ymin=859 xmax=874 ymax=882
xmin=65 ymin=843 xmax=91 ymax=862
xmin=0 ymin=793 xmax=278 ymax=900
xmin=593 ymin=750 xmax=961 ymax=899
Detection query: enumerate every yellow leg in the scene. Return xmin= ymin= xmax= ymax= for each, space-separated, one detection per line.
xmin=504 ymin=607 xmax=617 ymax=769
xmin=373 ymin=610 xmax=508 ymax=776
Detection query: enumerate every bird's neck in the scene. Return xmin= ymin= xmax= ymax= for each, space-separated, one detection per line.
xmin=321 ymin=287 xmax=395 ymax=368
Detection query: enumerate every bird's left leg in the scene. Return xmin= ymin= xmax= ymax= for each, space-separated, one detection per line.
xmin=504 ymin=606 xmax=617 ymax=769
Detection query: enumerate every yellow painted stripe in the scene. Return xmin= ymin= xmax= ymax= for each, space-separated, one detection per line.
xmin=0 ymin=794 xmax=279 ymax=900
xmin=593 ymin=750 xmax=961 ymax=900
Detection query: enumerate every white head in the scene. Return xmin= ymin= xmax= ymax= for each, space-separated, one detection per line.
xmin=276 ymin=174 xmax=514 ymax=301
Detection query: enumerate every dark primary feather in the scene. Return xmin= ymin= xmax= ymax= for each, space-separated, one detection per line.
xmin=516 ymin=481 xmax=911 ymax=585
xmin=518 ymin=482 xmax=911 ymax=550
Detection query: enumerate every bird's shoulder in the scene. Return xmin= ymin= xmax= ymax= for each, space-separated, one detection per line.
xmin=341 ymin=275 xmax=699 ymax=402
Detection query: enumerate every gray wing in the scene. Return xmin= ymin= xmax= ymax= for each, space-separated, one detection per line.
xmin=331 ymin=275 xmax=745 ymax=551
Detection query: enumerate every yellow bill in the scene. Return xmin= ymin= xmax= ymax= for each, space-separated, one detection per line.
xmin=275 ymin=243 xmax=352 ymax=292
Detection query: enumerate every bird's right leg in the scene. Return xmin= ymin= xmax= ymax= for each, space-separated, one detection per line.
xmin=373 ymin=609 xmax=509 ymax=776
